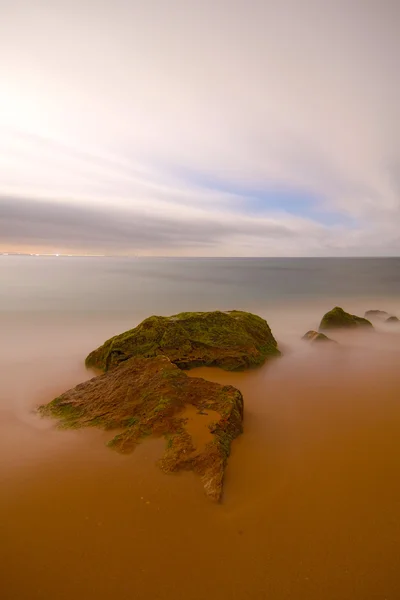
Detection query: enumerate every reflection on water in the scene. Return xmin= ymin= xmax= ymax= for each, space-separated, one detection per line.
xmin=1 ymin=309 xmax=400 ymax=600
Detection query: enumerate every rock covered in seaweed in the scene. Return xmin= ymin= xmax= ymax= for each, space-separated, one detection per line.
xmin=319 ymin=307 xmax=373 ymax=331
xmin=302 ymin=330 xmax=336 ymax=343
xmin=38 ymin=356 xmax=243 ymax=502
xmin=85 ymin=310 xmax=280 ymax=373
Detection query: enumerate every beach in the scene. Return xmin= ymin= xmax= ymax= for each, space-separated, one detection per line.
xmin=1 ymin=256 xmax=400 ymax=599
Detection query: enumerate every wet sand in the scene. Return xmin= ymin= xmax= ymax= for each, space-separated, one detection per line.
xmin=2 ymin=317 xmax=400 ymax=599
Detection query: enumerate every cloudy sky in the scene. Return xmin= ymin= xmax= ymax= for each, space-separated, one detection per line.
xmin=1 ymin=0 xmax=399 ymax=256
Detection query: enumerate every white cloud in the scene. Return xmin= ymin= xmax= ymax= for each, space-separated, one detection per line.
xmin=0 ymin=0 xmax=399 ymax=255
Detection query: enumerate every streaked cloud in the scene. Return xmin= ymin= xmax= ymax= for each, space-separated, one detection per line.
xmin=0 ymin=194 xmax=331 ymax=256
xmin=0 ymin=0 xmax=399 ymax=255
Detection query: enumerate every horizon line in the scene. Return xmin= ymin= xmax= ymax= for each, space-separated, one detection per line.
xmin=1 ymin=253 xmax=399 ymax=259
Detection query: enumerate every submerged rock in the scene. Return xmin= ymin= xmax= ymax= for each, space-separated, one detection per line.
xmin=38 ymin=356 xmax=243 ymax=502
xmin=85 ymin=310 xmax=280 ymax=373
xmin=319 ymin=307 xmax=373 ymax=331
xmin=302 ymin=330 xmax=336 ymax=343
xmin=386 ymin=316 xmax=399 ymax=323
xmin=365 ymin=310 xmax=389 ymax=318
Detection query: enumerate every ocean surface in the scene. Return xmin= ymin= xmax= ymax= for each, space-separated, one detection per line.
xmin=1 ymin=256 xmax=400 ymax=600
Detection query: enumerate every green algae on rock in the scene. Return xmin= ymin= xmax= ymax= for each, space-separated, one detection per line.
xmin=302 ymin=330 xmax=336 ymax=343
xmin=319 ymin=307 xmax=373 ymax=331
xmin=85 ymin=310 xmax=280 ymax=373
xmin=38 ymin=356 xmax=243 ymax=502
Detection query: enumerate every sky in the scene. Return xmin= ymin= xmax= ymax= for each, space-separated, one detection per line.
xmin=1 ymin=0 xmax=399 ymax=256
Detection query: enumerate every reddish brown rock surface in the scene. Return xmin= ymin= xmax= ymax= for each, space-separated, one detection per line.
xmin=39 ymin=356 xmax=243 ymax=501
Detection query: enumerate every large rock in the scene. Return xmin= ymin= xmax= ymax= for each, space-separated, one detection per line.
xmin=302 ymin=330 xmax=336 ymax=343
xmin=38 ymin=356 xmax=243 ymax=502
xmin=319 ymin=307 xmax=373 ymax=331
xmin=85 ymin=310 xmax=280 ymax=372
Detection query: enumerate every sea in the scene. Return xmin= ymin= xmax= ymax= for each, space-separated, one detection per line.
xmin=1 ymin=256 xmax=400 ymax=600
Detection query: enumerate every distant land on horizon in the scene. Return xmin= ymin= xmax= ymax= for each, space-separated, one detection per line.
xmin=2 ymin=253 xmax=399 ymax=260
xmin=1 ymin=252 xmax=107 ymax=257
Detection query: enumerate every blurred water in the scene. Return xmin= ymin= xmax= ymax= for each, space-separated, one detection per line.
xmin=1 ymin=256 xmax=400 ymax=600
xmin=1 ymin=256 xmax=399 ymax=316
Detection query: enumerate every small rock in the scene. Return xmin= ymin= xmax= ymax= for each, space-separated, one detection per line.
xmin=386 ymin=316 xmax=399 ymax=323
xmin=319 ymin=307 xmax=373 ymax=331
xmin=302 ymin=330 xmax=336 ymax=343
xmin=365 ymin=310 xmax=389 ymax=318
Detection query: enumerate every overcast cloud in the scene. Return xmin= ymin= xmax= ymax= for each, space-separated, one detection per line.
xmin=1 ymin=0 xmax=399 ymax=255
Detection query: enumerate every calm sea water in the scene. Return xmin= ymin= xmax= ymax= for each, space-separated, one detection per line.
xmin=1 ymin=256 xmax=400 ymax=600
xmin=1 ymin=256 xmax=400 ymax=316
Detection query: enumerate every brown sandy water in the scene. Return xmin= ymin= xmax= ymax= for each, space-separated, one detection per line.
xmin=1 ymin=311 xmax=400 ymax=600
xmin=181 ymin=405 xmax=221 ymax=452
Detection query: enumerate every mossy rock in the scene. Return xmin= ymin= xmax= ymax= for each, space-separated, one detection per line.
xmin=386 ymin=316 xmax=399 ymax=323
xmin=302 ymin=330 xmax=336 ymax=343
xmin=85 ymin=310 xmax=280 ymax=373
xmin=319 ymin=307 xmax=373 ymax=331
xmin=38 ymin=356 xmax=243 ymax=502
